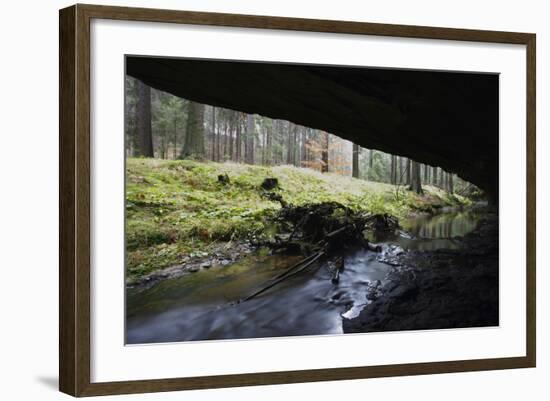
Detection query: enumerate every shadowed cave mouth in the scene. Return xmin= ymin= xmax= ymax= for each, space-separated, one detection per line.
xmin=126 ymin=55 xmax=499 ymax=204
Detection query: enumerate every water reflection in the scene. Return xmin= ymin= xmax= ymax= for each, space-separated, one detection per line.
xmin=390 ymin=210 xmax=480 ymax=251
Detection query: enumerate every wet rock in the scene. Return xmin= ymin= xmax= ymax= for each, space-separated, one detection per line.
xmin=366 ymin=292 xmax=378 ymax=301
xmin=343 ymin=214 xmax=499 ymax=333
xmin=389 ymin=284 xmax=418 ymax=300
xmin=188 ymin=266 xmax=200 ymax=273
xmin=382 ymin=280 xmax=400 ymax=293
xmin=365 ymin=280 xmax=383 ymax=301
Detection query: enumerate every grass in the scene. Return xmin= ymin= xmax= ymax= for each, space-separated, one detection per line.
xmin=125 ymin=158 xmax=470 ymax=282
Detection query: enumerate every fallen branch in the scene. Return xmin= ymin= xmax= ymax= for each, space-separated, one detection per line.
xmin=239 ymin=251 xmax=325 ymax=303
xmin=268 ymin=251 xmax=321 ymax=282
xmin=324 ymin=225 xmax=350 ymax=239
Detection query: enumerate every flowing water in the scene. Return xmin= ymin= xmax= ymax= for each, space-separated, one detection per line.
xmin=126 ymin=209 xmax=482 ymax=344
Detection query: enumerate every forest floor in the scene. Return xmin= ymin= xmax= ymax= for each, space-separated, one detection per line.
xmin=126 ymin=158 xmax=471 ymax=285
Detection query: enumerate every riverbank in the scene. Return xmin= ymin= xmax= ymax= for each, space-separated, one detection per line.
xmin=343 ymin=210 xmax=498 ymax=333
xmin=126 ymin=158 xmax=471 ymax=285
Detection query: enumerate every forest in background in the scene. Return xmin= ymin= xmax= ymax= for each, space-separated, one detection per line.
xmin=125 ymin=77 xmax=474 ymax=196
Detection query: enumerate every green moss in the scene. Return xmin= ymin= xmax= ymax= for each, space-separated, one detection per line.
xmin=125 ymin=158 xmax=469 ymax=281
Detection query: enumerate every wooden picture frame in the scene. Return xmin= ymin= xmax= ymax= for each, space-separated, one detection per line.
xmin=59 ymin=3 xmax=536 ymax=397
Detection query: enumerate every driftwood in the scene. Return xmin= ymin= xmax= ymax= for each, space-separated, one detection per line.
xmin=236 ymin=200 xmax=397 ymax=303
xmin=270 ymin=202 xmax=398 ymax=259
xmin=239 ymin=250 xmax=325 ymax=303
xmin=324 ymin=225 xmax=349 ymax=240
xmin=239 ymin=221 xmax=368 ymax=303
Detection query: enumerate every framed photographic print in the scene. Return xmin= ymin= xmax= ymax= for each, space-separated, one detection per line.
xmin=59 ymin=4 xmax=536 ymax=397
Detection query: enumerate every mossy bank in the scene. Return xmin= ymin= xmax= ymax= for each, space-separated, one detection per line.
xmin=126 ymin=158 xmax=471 ymax=284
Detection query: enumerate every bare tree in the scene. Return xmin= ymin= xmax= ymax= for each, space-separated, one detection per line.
xmin=409 ymin=160 xmax=423 ymax=194
xmin=321 ymin=131 xmax=329 ymax=173
xmin=136 ymin=80 xmax=154 ymax=157
xmin=180 ymin=101 xmax=205 ymax=159
xmin=245 ymin=114 xmax=255 ymax=164
xmin=352 ymin=143 xmax=360 ymax=178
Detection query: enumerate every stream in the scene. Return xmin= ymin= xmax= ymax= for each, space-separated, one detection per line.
xmin=126 ymin=209 xmax=483 ymax=344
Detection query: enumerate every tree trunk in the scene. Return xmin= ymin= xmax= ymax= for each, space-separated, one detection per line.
xmin=235 ymin=113 xmax=242 ymax=162
xmin=321 ymin=131 xmax=329 ymax=173
xmin=160 ymin=129 xmax=167 ymax=159
xmin=390 ymin=156 xmax=394 ymax=184
xmin=173 ymin=111 xmax=178 ymax=160
xmin=136 ymin=80 xmax=154 ymax=157
xmin=245 ymin=114 xmax=255 ymax=164
xmin=369 ymin=149 xmax=374 ymax=169
xmin=352 ymin=143 xmax=360 ymax=178
xmin=390 ymin=155 xmax=396 ymax=184
xmin=210 ymin=106 xmax=216 ymax=161
xmin=229 ymin=111 xmax=237 ymax=161
xmin=266 ymin=122 xmax=273 ymax=165
xmin=432 ymin=166 xmax=438 ymax=185
xmin=181 ymin=101 xmax=205 ymax=159
xmin=229 ymin=113 xmax=235 ymax=161
xmin=220 ymin=121 xmax=225 ymax=159
xmin=124 ymin=77 xmax=138 ymax=157
xmin=223 ymin=120 xmax=229 ymax=160
xmin=293 ymin=126 xmax=299 ymax=167
xmin=406 ymin=158 xmax=411 ymax=185
xmin=409 ymin=160 xmax=423 ymax=194
xmin=286 ymin=122 xmax=294 ymax=165
xmin=301 ymin=128 xmax=307 ymax=167
xmin=448 ymin=173 xmax=454 ymax=194
xmin=423 ymin=164 xmax=429 ymax=182
xmin=216 ymin=113 xmax=222 ymax=162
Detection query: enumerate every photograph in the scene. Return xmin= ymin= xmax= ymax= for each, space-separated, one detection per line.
xmin=124 ymin=56 xmax=499 ymax=344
